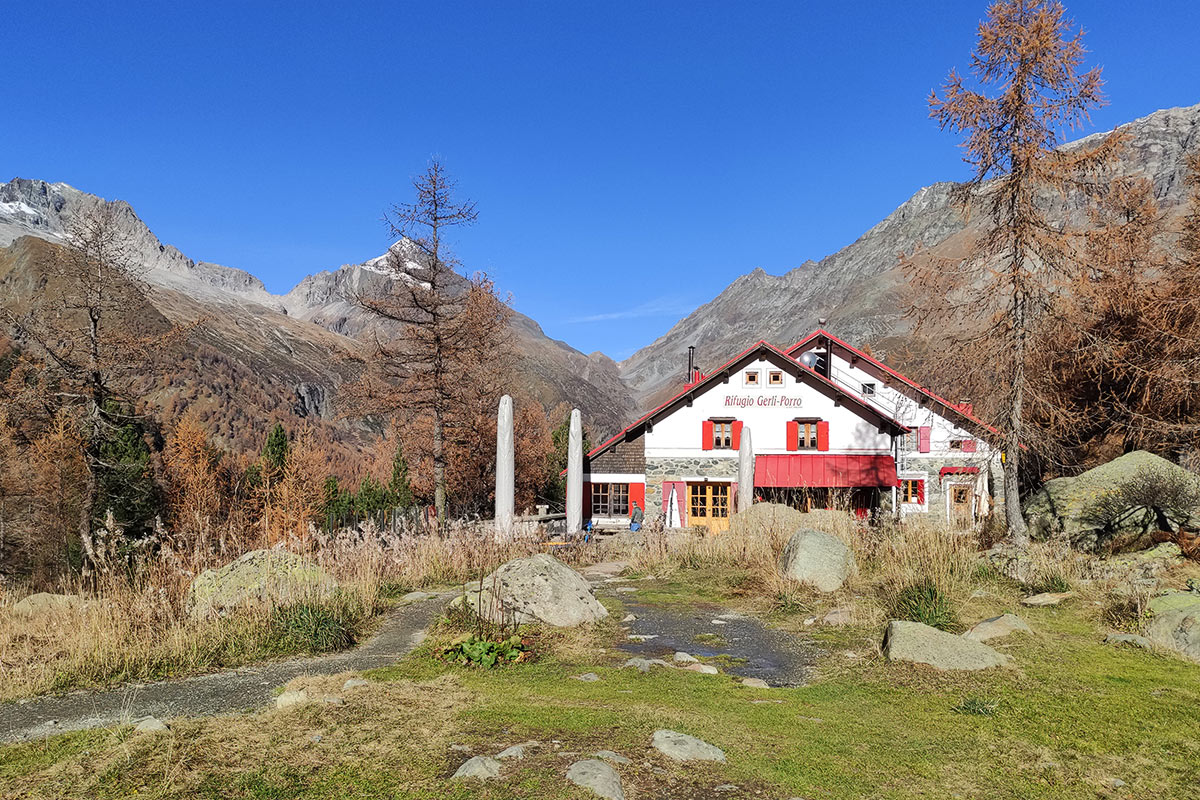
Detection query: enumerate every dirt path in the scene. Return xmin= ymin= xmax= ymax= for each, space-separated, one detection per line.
xmin=0 ymin=594 xmax=448 ymax=744
xmin=609 ymin=590 xmax=822 ymax=686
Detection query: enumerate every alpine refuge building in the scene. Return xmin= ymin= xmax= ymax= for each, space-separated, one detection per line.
xmin=582 ymin=330 xmax=1005 ymax=532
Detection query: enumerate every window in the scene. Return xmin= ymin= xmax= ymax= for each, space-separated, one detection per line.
xmin=861 ymin=382 xmax=876 ymax=396
xmin=796 ymin=419 xmax=820 ymax=450
xmin=768 ymin=370 xmax=783 ymax=386
xmin=688 ymin=484 xmax=707 ymax=519
xmin=688 ymin=483 xmax=729 ymax=520
xmin=591 ymin=483 xmax=629 ymax=517
xmin=901 ymin=479 xmax=924 ymax=504
xmin=743 ymin=370 xmax=760 ymax=386
xmin=951 ymin=486 xmax=970 ymax=505
xmin=949 ymin=439 xmax=964 ymax=451
xmin=711 ymin=419 xmax=734 ymax=449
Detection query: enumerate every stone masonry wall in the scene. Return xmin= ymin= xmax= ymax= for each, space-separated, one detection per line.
xmin=644 ymin=456 xmax=739 ymax=522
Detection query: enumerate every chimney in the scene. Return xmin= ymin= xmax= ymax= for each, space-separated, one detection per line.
xmin=687 ymin=346 xmax=696 ymax=382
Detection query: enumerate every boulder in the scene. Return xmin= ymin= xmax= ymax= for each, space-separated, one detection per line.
xmin=1024 ymin=451 xmax=1200 ymax=552
xmin=779 ymin=529 xmax=856 ymax=592
xmin=461 ymin=554 xmax=608 ymax=627
xmin=1145 ymin=591 xmax=1200 ymax=663
xmin=275 ymin=689 xmax=309 ymax=709
xmin=133 ymin=716 xmax=168 ymax=733
xmin=741 ymin=677 xmax=771 ymax=689
xmin=11 ymin=592 xmax=87 ymax=617
xmin=651 ymin=729 xmax=726 ymax=762
xmin=1105 ymin=632 xmax=1153 ymax=650
xmin=593 ymin=750 xmax=632 ymax=765
xmin=452 ymin=755 xmax=502 ymax=780
xmin=683 ymin=663 xmax=719 ymax=675
xmin=187 ymin=550 xmax=337 ymax=618
xmin=963 ymin=614 xmax=1032 ymax=642
xmin=566 ymin=758 xmax=625 ymax=800
xmin=883 ymin=620 xmax=1010 ymax=670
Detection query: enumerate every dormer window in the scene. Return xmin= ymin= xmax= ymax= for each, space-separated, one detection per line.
xmin=768 ymin=370 xmax=783 ymax=386
xmin=862 ymin=382 xmax=876 ymax=396
xmin=744 ymin=370 xmax=760 ymax=386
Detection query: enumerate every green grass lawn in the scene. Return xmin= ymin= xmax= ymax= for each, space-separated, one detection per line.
xmin=3 ymin=572 xmax=1199 ymax=799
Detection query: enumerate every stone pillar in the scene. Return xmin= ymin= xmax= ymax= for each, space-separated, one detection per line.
xmin=566 ymin=408 xmax=583 ymax=534
xmin=495 ymin=394 xmax=514 ymax=536
xmin=738 ymin=426 xmax=754 ymax=512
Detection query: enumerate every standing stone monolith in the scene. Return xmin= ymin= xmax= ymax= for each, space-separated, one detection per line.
xmin=737 ymin=426 xmax=754 ymax=512
xmin=566 ymin=408 xmax=583 ymax=534
xmin=495 ymin=394 xmax=515 ymax=537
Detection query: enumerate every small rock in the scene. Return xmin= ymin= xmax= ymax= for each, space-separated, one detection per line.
xmin=750 ymin=699 xmax=783 ymax=704
xmin=342 ymin=678 xmax=370 ymax=691
xmin=651 ymin=729 xmax=726 ymax=762
xmin=1105 ymin=632 xmax=1153 ymax=650
xmin=683 ymin=663 xmax=719 ymax=675
xmin=822 ymin=607 xmax=853 ymax=626
xmin=496 ymin=741 xmax=538 ymax=760
xmin=566 ymin=758 xmax=625 ymax=800
xmin=741 ymin=677 xmax=770 ymax=689
xmin=1021 ymin=592 xmax=1074 ymax=607
xmin=310 ymin=734 xmax=322 ymax=743
xmin=622 ymin=614 xmax=637 ymax=622
xmin=963 ymin=613 xmax=1032 ymax=642
xmin=803 ymin=617 xmax=818 ymax=626
xmin=710 ymin=619 xmax=727 ymax=625
xmin=1109 ymin=778 xmax=1127 ymax=789
xmin=628 ymin=634 xmax=658 ymax=641
xmin=572 ymin=672 xmax=602 ymax=682
xmin=621 ymin=657 xmax=672 ymax=673
xmin=452 ymin=755 xmax=502 ymax=780
xmin=714 ymin=785 xmax=739 ymax=793
xmin=615 ymin=587 xmax=637 ymax=594
xmin=593 ymin=750 xmax=632 ymax=765
xmin=132 ymin=716 xmax=168 ymax=733
xmin=673 ymin=651 xmax=698 ymax=664
xmin=450 ymin=744 xmax=472 ymax=753
xmin=275 ymin=689 xmax=309 ymax=709
xmin=399 ymin=590 xmax=436 ymax=603
xmin=322 ymin=695 xmax=345 ymax=706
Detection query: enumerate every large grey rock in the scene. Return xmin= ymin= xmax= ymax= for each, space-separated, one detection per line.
xmin=779 ymin=529 xmax=856 ymax=592
xmin=11 ymin=592 xmax=87 ymax=617
xmin=452 ymin=755 xmax=502 ymax=780
xmin=1145 ymin=591 xmax=1200 ymax=662
xmin=566 ymin=758 xmax=625 ymax=800
xmin=275 ymin=689 xmax=309 ymax=709
xmin=651 ymin=729 xmax=726 ymax=762
xmin=963 ymin=613 xmax=1032 ymax=642
xmin=464 ymin=553 xmax=607 ymax=627
xmin=1025 ymin=451 xmax=1200 ymax=552
xmin=187 ymin=550 xmax=336 ymax=618
xmin=883 ymin=620 xmax=1011 ymax=670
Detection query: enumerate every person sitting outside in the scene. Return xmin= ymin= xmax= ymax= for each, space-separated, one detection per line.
xmin=630 ymin=501 xmax=644 ymax=532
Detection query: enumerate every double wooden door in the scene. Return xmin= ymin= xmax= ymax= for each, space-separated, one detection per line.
xmin=688 ymin=482 xmax=730 ymax=533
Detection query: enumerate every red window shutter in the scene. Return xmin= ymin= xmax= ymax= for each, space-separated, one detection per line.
xmin=701 ymin=420 xmax=714 ymax=451
xmin=816 ymin=420 xmax=830 ymax=452
xmin=629 ymin=483 xmax=645 ymax=518
xmin=917 ymin=479 xmax=925 ymax=504
xmin=786 ymin=420 xmax=799 ymax=451
xmin=676 ymin=481 xmax=688 ymax=526
xmin=661 ymin=481 xmax=670 ymax=516
xmin=918 ymin=426 xmax=931 ymax=453
xmin=961 ymin=438 xmax=977 ymax=453
xmin=731 ymin=420 xmax=743 ymax=450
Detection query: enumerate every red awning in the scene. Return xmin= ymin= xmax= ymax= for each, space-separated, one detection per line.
xmin=754 ymin=454 xmax=899 ymax=488
xmin=940 ymin=466 xmax=981 ymax=479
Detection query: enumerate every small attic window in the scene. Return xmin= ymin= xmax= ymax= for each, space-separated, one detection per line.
xmin=768 ymin=370 xmax=783 ymax=386
xmin=862 ymin=382 xmax=876 ymax=396
xmin=744 ymin=370 xmax=760 ymax=386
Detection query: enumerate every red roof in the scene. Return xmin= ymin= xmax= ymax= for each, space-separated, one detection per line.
xmin=754 ymin=454 xmax=900 ymax=488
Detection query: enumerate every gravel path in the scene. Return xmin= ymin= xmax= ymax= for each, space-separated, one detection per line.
xmin=0 ymin=594 xmax=448 ymax=744
xmin=611 ymin=591 xmax=821 ymax=686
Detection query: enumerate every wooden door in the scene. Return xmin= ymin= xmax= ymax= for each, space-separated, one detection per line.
xmin=948 ymin=483 xmax=974 ymax=528
xmin=688 ymin=482 xmax=730 ymax=533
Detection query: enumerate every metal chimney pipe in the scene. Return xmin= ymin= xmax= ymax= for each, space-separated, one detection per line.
xmin=687 ymin=346 xmax=695 ymax=381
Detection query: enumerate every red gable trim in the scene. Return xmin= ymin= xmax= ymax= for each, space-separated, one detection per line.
xmin=580 ymin=340 xmax=909 ymax=467
xmin=785 ymin=329 xmax=1004 ymax=443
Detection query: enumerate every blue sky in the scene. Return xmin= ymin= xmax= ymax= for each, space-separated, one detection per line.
xmin=4 ymin=2 xmax=1198 ymax=360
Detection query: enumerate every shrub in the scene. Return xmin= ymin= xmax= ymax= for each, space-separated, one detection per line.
xmin=1026 ymin=569 xmax=1072 ymax=595
xmin=888 ymin=579 xmax=960 ymax=632
xmin=439 ymin=634 xmax=530 ymax=668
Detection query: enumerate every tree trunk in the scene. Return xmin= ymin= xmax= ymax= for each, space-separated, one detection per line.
xmin=433 ymin=403 xmax=446 ymax=526
xmin=1006 ymin=289 xmax=1030 ymax=545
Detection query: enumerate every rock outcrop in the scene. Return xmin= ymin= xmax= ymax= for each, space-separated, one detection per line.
xmin=1024 ymin=451 xmax=1200 ymax=552
xmin=11 ymin=592 xmax=87 ymax=617
xmin=883 ymin=620 xmax=1010 ymax=670
xmin=187 ymin=550 xmax=337 ymax=618
xmin=963 ymin=613 xmax=1032 ymax=642
xmin=461 ymin=554 xmax=608 ymax=627
xmin=1145 ymin=591 xmax=1200 ymax=663
xmin=779 ymin=529 xmax=856 ymax=592
xmin=651 ymin=729 xmax=726 ymax=762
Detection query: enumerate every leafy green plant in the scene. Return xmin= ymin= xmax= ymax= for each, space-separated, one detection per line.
xmin=888 ymin=578 xmax=960 ymax=632
xmin=953 ymin=695 xmax=1001 ymax=716
xmin=439 ymin=634 xmax=530 ymax=668
xmin=267 ymin=596 xmax=365 ymax=654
